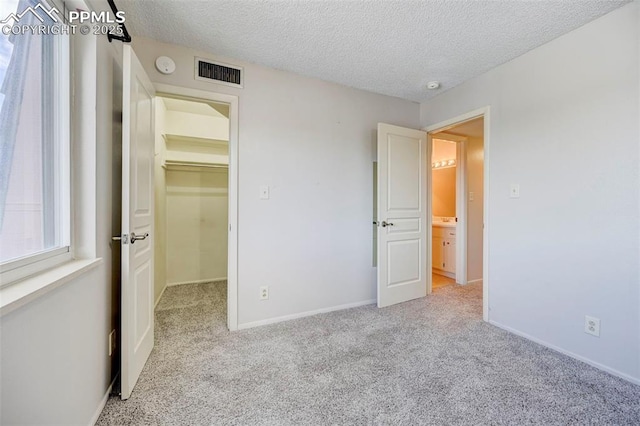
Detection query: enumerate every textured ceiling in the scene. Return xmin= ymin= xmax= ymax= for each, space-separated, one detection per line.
xmin=118 ymin=0 xmax=629 ymax=102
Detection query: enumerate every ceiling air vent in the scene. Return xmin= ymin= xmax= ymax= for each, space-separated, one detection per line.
xmin=195 ymin=57 xmax=243 ymax=88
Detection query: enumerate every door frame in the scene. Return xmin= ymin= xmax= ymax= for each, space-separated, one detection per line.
xmin=154 ymin=83 xmax=240 ymax=331
xmin=424 ymin=106 xmax=490 ymax=321
xmin=429 ymin=132 xmax=467 ymax=285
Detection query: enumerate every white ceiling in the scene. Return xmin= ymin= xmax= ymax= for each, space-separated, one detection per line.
xmin=118 ymin=0 xmax=628 ymax=102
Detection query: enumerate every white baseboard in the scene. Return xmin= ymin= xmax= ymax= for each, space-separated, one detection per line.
xmin=238 ymin=299 xmax=376 ymax=330
xmin=154 ymin=284 xmax=167 ymax=308
xmin=489 ymin=320 xmax=640 ymax=386
xmin=466 ymin=279 xmax=483 ymax=285
xmin=88 ymin=377 xmax=115 ymax=426
xmin=167 ymin=277 xmax=227 ymax=287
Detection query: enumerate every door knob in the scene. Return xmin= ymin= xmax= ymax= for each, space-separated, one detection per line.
xmin=381 ymin=221 xmax=394 ymax=227
xmin=130 ymin=232 xmax=149 ymax=244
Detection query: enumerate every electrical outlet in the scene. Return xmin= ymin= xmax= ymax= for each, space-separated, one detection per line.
xmin=259 ymin=286 xmax=269 ymax=300
xmin=584 ymin=316 xmax=600 ymax=337
xmin=108 ymin=330 xmax=117 ymax=356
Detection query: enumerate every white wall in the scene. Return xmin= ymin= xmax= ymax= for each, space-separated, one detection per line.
xmin=432 ymin=166 xmax=456 ymax=218
xmin=131 ymin=37 xmax=420 ymax=326
xmin=421 ymin=3 xmax=639 ymax=382
xmin=0 ymin=32 xmax=123 ymax=424
xmin=431 ymin=139 xmax=457 ymax=217
xmin=1 ymin=267 xmax=110 ymax=424
xmin=166 ymin=169 xmax=229 ymax=284
xmin=431 ymin=138 xmax=457 ymax=163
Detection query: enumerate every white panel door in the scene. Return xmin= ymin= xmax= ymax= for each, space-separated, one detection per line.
xmin=121 ymin=45 xmax=155 ymax=400
xmin=377 ymin=124 xmax=428 ymax=308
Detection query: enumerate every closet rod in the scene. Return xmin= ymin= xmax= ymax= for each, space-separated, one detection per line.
xmin=106 ymin=0 xmax=131 ymax=43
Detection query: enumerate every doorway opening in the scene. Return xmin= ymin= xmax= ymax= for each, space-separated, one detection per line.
xmin=430 ymin=135 xmax=460 ymax=290
xmin=153 ymin=94 xmax=232 ymax=331
xmin=116 ymin=48 xmax=239 ymax=398
xmin=426 ymin=113 xmax=487 ymax=318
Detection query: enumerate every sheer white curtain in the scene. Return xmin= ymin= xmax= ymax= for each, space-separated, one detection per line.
xmin=0 ymin=0 xmax=40 ymax=228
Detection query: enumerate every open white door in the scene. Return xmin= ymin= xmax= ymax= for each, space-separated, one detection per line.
xmin=377 ymin=124 xmax=428 ymax=307
xmin=121 ymin=45 xmax=155 ymax=400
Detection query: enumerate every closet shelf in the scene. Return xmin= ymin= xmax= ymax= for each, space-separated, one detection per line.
xmin=162 ymin=134 xmax=228 ymax=149
xmin=162 ymin=159 xmax=228 ymax=172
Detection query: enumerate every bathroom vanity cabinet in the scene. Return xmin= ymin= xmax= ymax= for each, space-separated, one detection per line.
xmin=432 ymin=225 xmax=456 ymax=276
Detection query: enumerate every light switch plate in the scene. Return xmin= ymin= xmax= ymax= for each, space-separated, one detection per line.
xmin=259 ymin=185 xmax=270 ymax=200
xmin=469 ymin=191 xmax=474 ymax=201
xmin=509 ymin=184 xmax=520 ymax=198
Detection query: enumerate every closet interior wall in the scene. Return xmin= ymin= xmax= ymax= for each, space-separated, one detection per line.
xmin=154 ymin=97 xmax=230 ymax=303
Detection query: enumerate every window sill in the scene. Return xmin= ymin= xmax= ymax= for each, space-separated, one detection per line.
xmin=0 ymin=258 xmax=103 ymax=317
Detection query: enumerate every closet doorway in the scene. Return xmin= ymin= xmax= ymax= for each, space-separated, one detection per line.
xmin=153 ymin=93 xmax=234 ymax=330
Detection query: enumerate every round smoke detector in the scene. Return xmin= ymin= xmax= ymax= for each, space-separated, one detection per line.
xmin=155 ymin=56 xmax=176 ymax=75
xmin=426 ymin=81 xmax=441 ymax=90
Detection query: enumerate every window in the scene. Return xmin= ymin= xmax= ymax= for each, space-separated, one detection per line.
xmin=0 ymin=0 xmax=70 ymax=286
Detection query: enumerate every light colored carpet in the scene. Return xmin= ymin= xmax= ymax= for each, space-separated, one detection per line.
xmin=97 ymin=281 xmax=640 ymax=425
